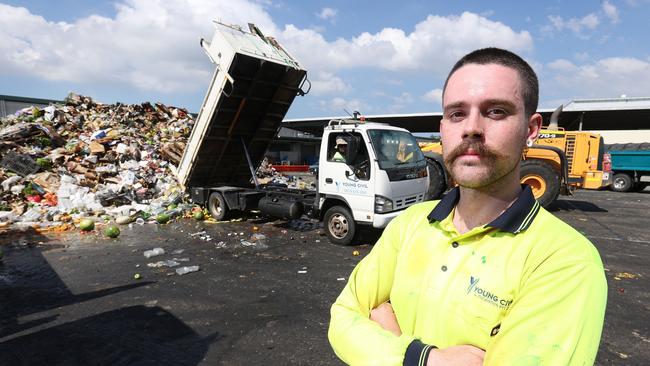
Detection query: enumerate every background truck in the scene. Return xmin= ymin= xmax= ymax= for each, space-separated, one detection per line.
xmin=606 ymin=143 xmax=650 ymax=192
xmin=420 ymin=106 xmax=613 ymax=207
xmin=176 ymin=22 xmax=429 ymax=245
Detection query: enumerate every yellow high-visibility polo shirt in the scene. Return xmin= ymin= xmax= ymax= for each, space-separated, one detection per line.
xmin=329 ymin=185 xmax=607 ymax=366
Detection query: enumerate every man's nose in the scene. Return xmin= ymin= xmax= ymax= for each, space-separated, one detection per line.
xmin=462 ymin=110 xmax=484 ymax=140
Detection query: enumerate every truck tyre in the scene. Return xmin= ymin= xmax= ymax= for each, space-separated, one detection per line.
xmin=324 ymin=206 xmax=357 ymax=246
xmin=207 ymin=192 xmax=228 ymax=221
xmin=520 ymin=160 xmax=560 ymax=207
xmin=612 ymin=173 xmax=634 ymax=192
xmin=426 ymin=158 xmax=446 ymax=200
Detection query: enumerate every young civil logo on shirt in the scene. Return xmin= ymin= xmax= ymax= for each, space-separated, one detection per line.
xmin=467 ymin=276 xmax=513 ymax=309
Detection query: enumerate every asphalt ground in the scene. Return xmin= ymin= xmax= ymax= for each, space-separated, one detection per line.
xmin=0 ymin=188 xmax=648 ymax=365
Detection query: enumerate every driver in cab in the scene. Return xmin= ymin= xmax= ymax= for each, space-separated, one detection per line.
xmin=396 ymin=141 xmax=414 ymax=163
xmin=332 ymin=137 xmax=348 ymax=163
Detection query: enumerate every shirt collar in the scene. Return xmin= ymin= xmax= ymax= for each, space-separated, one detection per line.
xmin=427 ymin=185 xmax=541 ymax=234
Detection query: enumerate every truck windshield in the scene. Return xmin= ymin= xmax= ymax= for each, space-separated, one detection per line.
xmin=368 ymin=130 xmax=425 ymax=169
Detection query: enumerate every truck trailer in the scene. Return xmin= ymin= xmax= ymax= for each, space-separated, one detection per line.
xmin=176 ymin=22 xmax=429 ymax=245
xmin=606 ymin=143 xmax=650 ymax=192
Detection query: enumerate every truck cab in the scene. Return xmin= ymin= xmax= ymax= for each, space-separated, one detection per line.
xmin=317 ymin=119 xmax=429 ymax=244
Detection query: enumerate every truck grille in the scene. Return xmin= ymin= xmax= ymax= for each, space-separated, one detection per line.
xmin=394 ymin=194 xmax=425 ymax=209
xmin=565 ymin=135 xmax=576 ymax=174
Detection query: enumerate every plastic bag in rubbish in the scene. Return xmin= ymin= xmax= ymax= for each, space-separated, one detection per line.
xmin=1 ymin=176 xmax=22 ymax=191
xmin=10 ymin=184 xmax=25 ymax=195
xmin=20 ymin=207 xmax=42 ymax=222
xmin=119 ymin=170 xmax=136 ymax=186
xmin=0 ymin=211 xmax=17 ymax=222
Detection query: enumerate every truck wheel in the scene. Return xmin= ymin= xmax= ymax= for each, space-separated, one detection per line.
xmin=426 ymin=158 xmax=446 ymax=200
xmin=207 ymin=192 xmax=228 ymax=221
xmin=324 ymin=206 xmax=357 ymax=246
xmin=520 ymin=160 xmax=560 ymax=207
xmin=612 ymin=173 xmax=634 ymax=192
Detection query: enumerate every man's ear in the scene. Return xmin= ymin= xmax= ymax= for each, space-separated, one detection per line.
xmin=527 ymin=113 xmax=543 ymax=142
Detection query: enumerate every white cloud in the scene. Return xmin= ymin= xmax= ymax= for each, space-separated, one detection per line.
xmin=480 ymin=10 xmax=495 ymax=17
xmin=280 ymin=12 xmax=532 ymax=74
xmin=422 ymin=89 xmax=443 ymax=104
xmin=320 ymin=97 xmax=368 ymax=113
xmin=548 ymin=57 xmax=650 ymax=98
xmin=602 ymin=0 xmax=620 ymax=23
xmin=547 ymin=59 xmax=576 ymax=72
xmin=624 ymin=0 xmax=649 ymax=5
xmin=310 ymin=71 xmax=350 ymax=96
xmin=574 ymin=52 xmax=590 ymax=62
xmin=0 ymin=3 xmax=533 ymax=114
xmin=388 ymin=92 xmax=415 ymax=112
xmin=317 ymin=7 xmax=337 ymax=21
xmin=547 ymin=13 xmax=600 ymax=35
xmin=0 ymin=1 xmax=278 ymax=93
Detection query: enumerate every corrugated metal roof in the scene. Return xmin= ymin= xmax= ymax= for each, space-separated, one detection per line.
xmin=563 ymin=97 xmax=650 ymax=112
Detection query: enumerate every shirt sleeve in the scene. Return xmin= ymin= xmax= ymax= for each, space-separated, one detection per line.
xmin=328 ymin=211 xmax=417 ymax=366
xmin=484 ymin=252 xmax=607 ymax=365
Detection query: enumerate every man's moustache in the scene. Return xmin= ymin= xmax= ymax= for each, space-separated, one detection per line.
xmin=444 ymin=141 xmax=500 ymax=166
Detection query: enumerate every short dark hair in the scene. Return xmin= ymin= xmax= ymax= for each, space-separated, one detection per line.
xmin=442 ymin=47 xmax=539 ymax=118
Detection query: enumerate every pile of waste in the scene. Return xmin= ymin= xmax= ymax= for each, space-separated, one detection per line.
xmin=0 ymin=93 xmax=196 ymax=230
xmin=0 ymin=93 xmax=317 ymax=233
xmin=256 ymin=157 xmax=316 ymax=190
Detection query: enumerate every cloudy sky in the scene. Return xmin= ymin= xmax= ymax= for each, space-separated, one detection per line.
xmin=1 ymin=0 xmax=650 ymax=118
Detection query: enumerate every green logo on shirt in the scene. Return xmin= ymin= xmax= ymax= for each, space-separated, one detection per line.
xmin=468 ymin=276 xmax=513 ymax=309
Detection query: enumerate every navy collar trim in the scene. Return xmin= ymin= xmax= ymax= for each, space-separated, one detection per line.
xmin=427 ymin=185 xmax=541 ymax=234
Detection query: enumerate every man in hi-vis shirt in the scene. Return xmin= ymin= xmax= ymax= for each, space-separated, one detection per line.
xmin=328 ymin=48 xmax=607 ymax=366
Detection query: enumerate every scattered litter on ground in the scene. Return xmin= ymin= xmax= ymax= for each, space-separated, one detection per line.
xmin=251 ymin=233 xmax=266 ymax=241
xmin=176 ymin=265 xmax=200 ymax=275
xmin=613 ymin=272 xmax=640 ymax=280
xmin=189 ymin=230 xmax=212 ymax=241
xmin=147 ymin=260 xmax=180 ymax=268
xmin=143 ymin=247 xmax=165 ymax=258
xmin=352 ymin=250 xmax=360 ymax=256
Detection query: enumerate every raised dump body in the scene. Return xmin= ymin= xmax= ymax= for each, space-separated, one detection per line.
xmin=177 ymin=22 xmax=308 ymax=189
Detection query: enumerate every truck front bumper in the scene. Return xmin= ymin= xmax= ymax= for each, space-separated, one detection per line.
xmin=372 ymin=210 xmax=405 ymax=229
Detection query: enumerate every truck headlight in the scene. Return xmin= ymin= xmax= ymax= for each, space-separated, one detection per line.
xmin=375 ymin=195 xmax=394 ymax=213
xmin=417 ymin=166 xmax=428 ymax=178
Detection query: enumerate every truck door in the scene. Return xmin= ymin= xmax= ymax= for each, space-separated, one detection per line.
xmin=319 ymin=132 xmax=374 ymax=222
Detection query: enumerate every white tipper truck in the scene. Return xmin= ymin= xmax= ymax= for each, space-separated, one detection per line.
xmin=177 ymin=22 xmax=429 ymax=245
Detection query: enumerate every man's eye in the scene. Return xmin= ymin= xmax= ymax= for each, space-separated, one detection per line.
xmin=448 ymin=111 xmax=465 ymax=121
xmin=487 ymin=108 xmax=507 ymax=119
